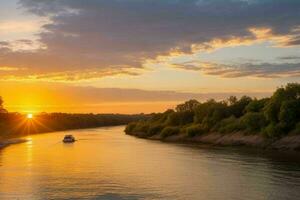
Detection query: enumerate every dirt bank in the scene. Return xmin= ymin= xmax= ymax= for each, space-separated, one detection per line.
xmin=127 ymin=132 xmax=300 ymax=151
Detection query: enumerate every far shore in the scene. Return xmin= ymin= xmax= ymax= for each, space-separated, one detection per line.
xmin=0 ymin=138 xmax=28 ymax=149
xmin=127 ymin=131 xmax=300 ymax=151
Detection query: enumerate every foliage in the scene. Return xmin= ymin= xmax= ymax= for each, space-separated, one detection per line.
xmin=147 ymin=124 xmax=164 ymax=136
xmin=216 ymin=116 xmax=244 ymax=133
xmin=278 ymin=100 xmax=300 ymax=131
xmin=262 ymin=123 xmax=284 ymax=138
xmin=185 ymin=124 xmax=205 ymax=137
xmin=245 ymin=98 xmax=268 ymax=113
xmin=160 ymin=126 xmax=180 ymax=138
xmin=0 ymin=111 xmax=148 ymax=139
xmin=166 ymin=111 xmax=194 ymax=126
xmin=228 ymin=96 xmax=252 ymax=118
xmin=290 ymin=122 xmax=300 ymax=135
xmin=176 ymin=99 xmax=200 ymax=112
xmin=194 ymin=99 xmax=228 ymax=125
xmin=0 ymin=96 xmax=7 ymax=113
xmin=125 ymin=83 xmax=300 ymax=139
xmin=241 ymin=112 xmax=267 ymax=132
xmin=125 ymin=122 xmax=137 ymax=134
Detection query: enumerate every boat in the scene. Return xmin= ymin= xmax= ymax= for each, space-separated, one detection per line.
xmin=63 ymin=135 xmax=76 ymax=143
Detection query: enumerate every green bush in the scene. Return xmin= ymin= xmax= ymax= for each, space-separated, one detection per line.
xmin=124 ymin=122 xmax=136 ymax=134
xmin=147 ymin=124 xmax=164 ymax=136
xmin=241 ymin=112 xmax=267 ymax=132
xmin=290 ymin=122 xmax=300 ymax=135
xmin=194 ymin=100 xmax=228 ymax=124
xmin=149 ymin=109 xmax=174 ymax=124
xmin=185 ymin=124 xmax=205 ymax=137
xmin=228 ymin=96 xmax=252 ymax=118
xmin=279 ymin=100 xmax=300 ymax=132
xmin=262 ymin=123 xmax=283 ymax=138
xmin=124 ymin=83 xmax=300 ymax=140
xmin=245 ymin=98 xmax=268 ymax=113
xmin=166 ymin=111 xmax=194 ymax=126
xmin=160 ymin=126 xmax=180 ymax=138
xmin=132 ymin=122 xmax=150 ymax=133
xmin=217 ymin=116 xmax=244 ymax=133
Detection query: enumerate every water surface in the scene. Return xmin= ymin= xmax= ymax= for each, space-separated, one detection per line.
xmin=1 ymin=126 xmax=300 ymax=200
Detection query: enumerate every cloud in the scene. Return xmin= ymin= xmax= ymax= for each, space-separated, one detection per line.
xmin=279 ymin=56 xmax=300 ymax=60
xmin=173 ymin=61 xmax=300 ymax=78
xmin=0 ymin=81 xmax=271 ymax=103
xmin=0 ymin=0 xmax=300 ymax=80
xmin=0 ymin=20 xmax=42 ymax=33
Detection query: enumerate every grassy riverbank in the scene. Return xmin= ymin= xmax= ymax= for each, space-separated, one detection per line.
xmin=125 ymin=83 xmax=300 ymax=151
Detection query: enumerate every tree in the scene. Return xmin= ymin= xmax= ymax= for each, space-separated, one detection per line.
xmin=166 ymin=111 xmax=194 ymax=126
xmin=176 ymin=99 xmax=200 ymax=112
xmin=229 ymin=96 xmax=252 ymax=117
xmin=0 ymin=96 xmax=7 ymax=113
xmin=241 ymin=112 xmax=267 ymax=132
xmin=264 ymin=83 xmax=300 ymax=123
xmin=227 ymin=96 xmax=237 ymax=105
xmin=194 ymin=100 xmax=228 ymax=129
xmin=245 ymin=98 xmax=269 ymax=113
xmin=279 ymin=100 xmax=300 ymax=131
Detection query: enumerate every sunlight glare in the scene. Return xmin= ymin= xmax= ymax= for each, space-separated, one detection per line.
xmin=27 ymin=113 xmax=33 ymax=119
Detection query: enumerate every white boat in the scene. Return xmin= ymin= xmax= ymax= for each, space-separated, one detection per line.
xmin=63 ymin=135 xmax=76 ymax=143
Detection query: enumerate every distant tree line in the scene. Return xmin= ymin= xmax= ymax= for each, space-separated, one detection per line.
xmin=0 ymin=101 xmax=148 ymax=139
xmin=125 ymin=83 xmax=300 ymax=139
xmin=0 ymin=97 xmax=7 ymax=113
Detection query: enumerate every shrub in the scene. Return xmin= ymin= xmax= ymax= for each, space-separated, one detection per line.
xmin=160 ymin=126 xmax=180 ymax=138
xmin=262 ymin=123 xmax=283 ymax=138
xmin=124 ymin=122 xmax=136 ymax=134
xmin=185 ymin=124 xmax=205 ymax=137
xmin=176 ymin=99 xmax=200 ymax=112
xmin=194 ymin=100 xmax=228 ymax=124
xmin=149 ymin=109 xmax=174 ymax=124
xmin=228 ymin=96 xmax=252 ymax=117
xmin=132 ymin=122 xmax=150 ymax=133
xmin=147 ymin=124 xmax=164 ymax=136
xmin=166 ymin=111 xmax=194 ymax=126
xmin=279 ymin=100 xmax=300 ymax=131
xmin=241 ymin=112 xmax=267 ymax=132
xmin=245 ymin=98 xmax=268 ymax=113
xmin=217 ymin=116 xmax=244 ymax=133
xmin=290 ymin=122 xmax=300 ymax=135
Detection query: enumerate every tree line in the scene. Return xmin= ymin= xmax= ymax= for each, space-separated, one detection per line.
xmin=125 ymin=83 xmax=300 ymax=139
xmin=0 ymin=99 xmax=147 ymax=139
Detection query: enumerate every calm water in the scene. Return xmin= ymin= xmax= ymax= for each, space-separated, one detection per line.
xmin=1 ymin=126 xmax=300 ymax=200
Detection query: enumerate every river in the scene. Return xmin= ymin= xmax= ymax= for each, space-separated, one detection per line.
xmin=0 ymin=126 xmax=300 ymax=200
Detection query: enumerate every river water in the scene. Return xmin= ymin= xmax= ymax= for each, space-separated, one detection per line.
xmin=0 ymin=126 xmax=300 ymax=200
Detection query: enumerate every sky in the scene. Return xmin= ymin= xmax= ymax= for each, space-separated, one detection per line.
xmin=0 ymin=0 xmax=300 ymax=113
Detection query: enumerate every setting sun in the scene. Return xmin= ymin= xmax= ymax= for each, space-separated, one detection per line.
xmin=27 ymin=113 xmax=33 ymax=119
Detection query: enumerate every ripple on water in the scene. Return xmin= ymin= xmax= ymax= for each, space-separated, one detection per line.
xmin=0 ymin=126 xmax=300 ymax=200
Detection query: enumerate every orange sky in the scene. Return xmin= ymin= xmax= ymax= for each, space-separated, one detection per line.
xmin=0 ymin=1 xmax=299 ymax=113
xmin=0 ymin=82 xmax=271 ymax=114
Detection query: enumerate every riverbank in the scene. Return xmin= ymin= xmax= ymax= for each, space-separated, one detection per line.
xmin=126 ymin=131 xmax=300 ymax=151
xmin=0 ymin=138 xmax=27 ymax=149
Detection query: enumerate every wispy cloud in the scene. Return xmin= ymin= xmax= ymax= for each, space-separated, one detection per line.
xmin=173 ymin=61 xmax=300 ymax=78
xmin=278 ymin=56 xmax=300 ymax=60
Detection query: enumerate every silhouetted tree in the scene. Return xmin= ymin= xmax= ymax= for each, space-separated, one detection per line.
xmin=0 ymin=96 xmax=7 ymax=113
xmin=176 ymin=99 xmax=200 ymax=112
